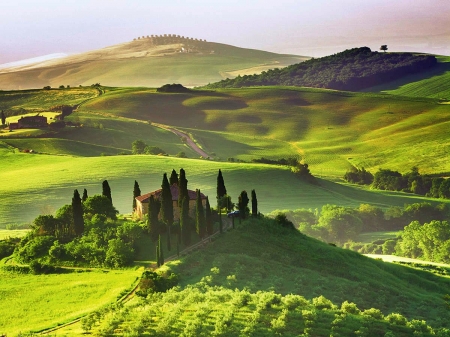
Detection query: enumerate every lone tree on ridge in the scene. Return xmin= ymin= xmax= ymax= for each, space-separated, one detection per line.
xmin=380 ymin=45 xmax=388 ymax=52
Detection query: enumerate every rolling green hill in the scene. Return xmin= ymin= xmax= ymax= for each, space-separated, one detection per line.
xmin=0 ymin=38 xmax=307 ymax=90
xmin=76 ymin=217 xmax=450 ymax=335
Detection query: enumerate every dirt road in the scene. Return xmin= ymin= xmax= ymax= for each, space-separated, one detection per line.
xmin=152 ymin=123 xmax=209 ymax=158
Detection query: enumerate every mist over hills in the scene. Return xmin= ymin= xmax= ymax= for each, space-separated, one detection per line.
xmin=0 ymin=35 xmax=307 ymax=90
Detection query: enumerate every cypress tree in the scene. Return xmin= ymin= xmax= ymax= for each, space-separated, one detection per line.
xmin=0 ymin=110 xmax=5 ymax=125
xmin=178 ymin=168 xmax=188 ymax=209
xmin=72 ymin=189 xmax=84 ymax=236
xmin=196 ymin=189 xmax=206 ymax=238
xmin=238 ymin=190 xmax=249 ymax=221
xmin=156 ymin=243 xmax=160 ymax=267
xmin=169 ymin=169 xmax=179 ymax=186
xmin=102 ymin=180 xmax=112 ymax=205
xmin=217 ymin=169 xmax=227 ymax=232
xmin=180 ymin=196 xmax=190 ymax=246
xmin=147 ymin=195 xmax=159 ymax=241
xmin=251 ymin=189 xmax=258 ymax=217
xmin=205 ymin=197 xmax=213 ymax=236
xmin=158 ymin=235 xmax=164 ymax=266
xmin=132 ymin=180 xmax=141 ymax=211
xmin=160 ymin=173 xmax=173 ymax=251
xmin=82 ymin=188 xmax=88 ymax=202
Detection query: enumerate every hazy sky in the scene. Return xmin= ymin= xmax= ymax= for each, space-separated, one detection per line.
xmin=1 ymin=0 xmax=449 ymax=63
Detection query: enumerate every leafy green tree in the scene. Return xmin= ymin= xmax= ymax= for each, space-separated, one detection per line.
xmin=251 ymin=189 xmax=258 ymax=217
xmin=55 ymin=204 xmax=73 ymax=237
xmin=205 ymin=197 xmax=213 ymax=236
xmin=132 ymin=140 xmax=147 ymax=154
xmin=145 ymin=146 xmax=166 ymax=155
xmin=104 ymin=239 xmax=134 ymax=267
xmin=317 ymin=205 xmax=363 ymax=244
xmin=169 ymin=169 xmax=179 ymax=186
xmin=102 ymin=180 xmax=112 ymax=204
xmin=33 ymin=215 xmax=58 ymax=236
xmin=380 ymin=45 xmax=388 ymax=52
xmin=82 ymin=189 xmax=88 ymax=202
xmin=133 ymin=180 xmax=141 ymax=211
xmin=1 ymin=110 xmax=5 ymax=125
xmin=83 ymin=195 xmax=118 ymax=219
xmin=160 ymin=173 xmax=173 ymax=251
xmin=196 ymin=189 xmax=206 ymax=238
xmin=180 ymin=196 xmax=191 ymax=246
xmin=238 ymin=190 xmax=250 ymax=220
xmin=439 ymin=179 xmax=450 ymax=199
xmin=72 ymin=189 xmax=84 ymax=236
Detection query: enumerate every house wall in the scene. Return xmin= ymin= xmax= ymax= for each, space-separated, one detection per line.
xmin=136 ymin=198 xmax=207 ymax=221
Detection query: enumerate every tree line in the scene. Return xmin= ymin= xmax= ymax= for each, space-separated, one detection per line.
xmin=204 ymin=47 xmax=437 ymax=91
xmin=345 ymin=166 xmax=450 ymax=199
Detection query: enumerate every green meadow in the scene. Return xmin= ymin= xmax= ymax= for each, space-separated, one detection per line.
xmin=0 ymin=268 xmax=140 ymax=335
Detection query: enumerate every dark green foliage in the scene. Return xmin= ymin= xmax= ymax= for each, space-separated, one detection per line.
xmin=136 ymin=270 xmax=179 ymax=297
xmin=83 ymin=195 xmax=118 ymax=219
xmin=251 ymin=189 xmax=258 ymax=217
xmin=344 ymin=167 xmax=374 ymax=185
xmin=169 ymin=169 xmax=179 ymax=186
xmin=132 ymin=180 xmax=141 ymax=211
xmin=0 ymin=237 xmax=19 ymax=259
xmin=196 ymin=189 xmax=206 ymax=238
xmin=251 ymin=157 xmax=299 ymax=166
xmin=275 ymin=213 xmax=295 ymax=229
xmin=145 ymin=145 xmax=166 ymax=155
xmin=238 ymin=190 xmax=249 ymax=220
xmin=32 ymin=215 xmax=59 ymax=236
xmin=72 ymin=189 xmax=84 ymax=236
xmin=102 ymin=180 xmax=112 ymax=204
xmin=160 ymin=173 xmax=173 ymax=251
xmin=104 ymin=239 xmax=134 ymax=268
xmin=131 ymin=140 xmax=146 ymax=154
xmin=1 ymin=110 xmax=5 ymax=125
xmin=206 ymin=47 xmax=437 ymax=91
xmin=16 ymin=235 xmax=56 ymax=262
xmin=156 ymin=83 xmax=190 ymax=93
xmin=147 ymin=195 xmax=159 ymax=241
xmin=205 ymin=197 xmax=213 ymax=236
xmin=178 ymin=168 xmax=188 ymax=208
xmin=82 ymin=188 xmax=88 ymax=202
xmin=158 ymin=235 xmax=164 ymax=266
xmin=317 ymin=205 xmax=363 ymax=244
xmin=217 ymin=169 xmax=227 ymax=201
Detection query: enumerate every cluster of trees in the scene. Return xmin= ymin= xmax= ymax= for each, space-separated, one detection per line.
xmin=343 ymin=167 xmax=374 ymax=185
xmin=272 ymin=202 xmax=449 ymax=245
xmin=156 ymin=83 xmax=190 ymax=93
xmin=372 ymin=167 xmax=450 ymax=198
xmin=131 ymin=140 xmax=167 ymax=155
xmin=205 ymin=47 xmax=437 ymax=91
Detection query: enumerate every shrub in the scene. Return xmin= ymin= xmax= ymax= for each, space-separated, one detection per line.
xmin=312 ymin=295 xmax=336 ymax=310
xmin=385 ymin=313 xmax=407 ymax=326
xmin=341 ymin=301 xmax=360 ymax=315
xmin=282 ymin=294 xmax=309 ymax=310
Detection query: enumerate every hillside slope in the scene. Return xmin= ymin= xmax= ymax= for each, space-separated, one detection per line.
xmin=0 ymin=37 xmax=307 ymax=89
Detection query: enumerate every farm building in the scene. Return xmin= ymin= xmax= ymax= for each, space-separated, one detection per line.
xmin=135 ymin=184 xmax=207 ymax=220
xmin=9 ymin=115 xmax=48 ymax=129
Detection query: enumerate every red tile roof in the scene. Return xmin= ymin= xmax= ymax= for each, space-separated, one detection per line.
xmin=136 ymin=184 xmax=207 ymax=203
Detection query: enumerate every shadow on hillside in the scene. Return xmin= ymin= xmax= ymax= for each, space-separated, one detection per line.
xmin=362 ymin=60 xmax=450 ymax=93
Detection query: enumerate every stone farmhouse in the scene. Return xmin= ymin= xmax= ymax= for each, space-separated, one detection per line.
xmin=135 ymin=184 xmax=207 ymax=221
xmin=9 ymin=115 xmax=48 ymax=130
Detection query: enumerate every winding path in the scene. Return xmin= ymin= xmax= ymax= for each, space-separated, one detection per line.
xmin=152 ymin=123 xmax=210 ymax=158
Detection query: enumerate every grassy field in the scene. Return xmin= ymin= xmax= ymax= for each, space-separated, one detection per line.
xmin=356 ymin=231 xmax=400 ymax=244
xmin=0 ymin=229 xmax=29 ymax=240
xmin=1 ymin=143 xmax=447 ymax=227
xmin=0 ymin=268 xmax=140 ymax=335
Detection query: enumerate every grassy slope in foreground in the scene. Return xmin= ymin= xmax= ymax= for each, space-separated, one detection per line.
xmin=168 ymin=218 xmax=450 ymax=326
xmin=77 ymin=86 xmax=450 ymax=175
xmin=0 ymin=268 xmax=140 ymax=335
xmin=0 ymin=40 xmax=307 ymax=89
xmin=1 ymin=145 xmax=448 ymax=227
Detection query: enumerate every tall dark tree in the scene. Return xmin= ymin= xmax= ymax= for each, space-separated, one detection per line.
xmin=72 ymin=189 xmax=84 ymax=236
xmin=82 ymin=189 xmax=88 ymax=202
xmin=178 ymin=168 xmax=189 ymax=209
xmin=160 ymin=173 xmax=173 ymax=251
xmin=205 ymin=197 xmax=213 ymax=236
xmin=169 ymin=169 xmax=179 ymax=186
xmin=133 ymin=180 xmax=141 ymax=211
xmin=158 ymin=235 xmax=164 ymax=266
xmin=1 ymin=110 xmax=5 ymax=125
xmin=147 ymin=195 xmax=159 ymax=241
xmin=238 ymin=190 xmax=250 ymax=220
xmin=102 ymin=180 xmax=112 ymax=205
xmin=196 ymin=189 xmax=206 ymax=238
xmin=180 ymin=196 xmax=190 ymax=246
xmin=251 ymin=189 xmax=258 ymax=217
xmin=217 ymin=169 xmax=227 ymax=232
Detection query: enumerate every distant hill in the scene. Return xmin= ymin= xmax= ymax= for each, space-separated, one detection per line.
xmin=205 ymin=47 xmax=438 ymax=91
xmin=0 ymin=35 xmax=307 ymax=90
